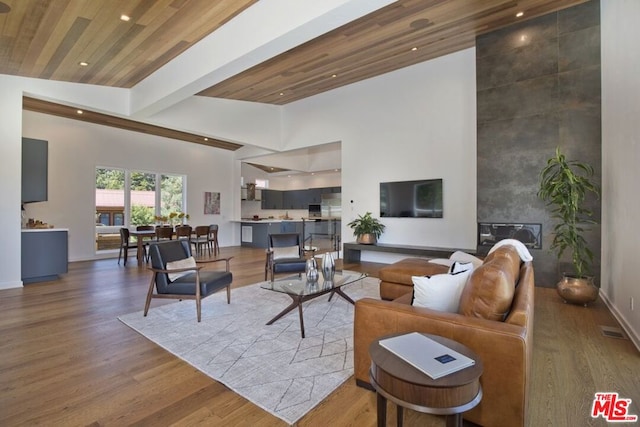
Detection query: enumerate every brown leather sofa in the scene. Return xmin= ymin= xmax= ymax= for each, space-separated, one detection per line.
xmin=354 ymin=245 xmax=534 ymax=427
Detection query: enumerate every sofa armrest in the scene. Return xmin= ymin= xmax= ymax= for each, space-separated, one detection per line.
xmin=354 ymin=297 xmax=530 ymax=426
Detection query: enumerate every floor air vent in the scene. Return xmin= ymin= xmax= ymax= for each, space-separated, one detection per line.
xmin=599 ymin=325 xmax=628 ymax=340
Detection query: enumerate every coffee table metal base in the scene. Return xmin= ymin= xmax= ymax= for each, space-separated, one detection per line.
xmin=265 ymin=287 xmax=355 ymax=338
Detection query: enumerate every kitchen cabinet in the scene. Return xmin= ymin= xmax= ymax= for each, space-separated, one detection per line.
xmin=22 ymin=137 xmax=48 ymax=203
xmin=261 ymin=190 xmax=283 ymax=209
xmin=283 ymin=189 xmax=308 ymax=209
xmin=307 ymin=188 xmax=323 ymax=204
xmin=260 ymin=187 xmax=341 ymax=210
xmin=22 ymin=229 xmax=68 ymax=283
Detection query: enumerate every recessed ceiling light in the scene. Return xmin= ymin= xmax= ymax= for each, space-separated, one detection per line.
xmin=204 ymin=137 xmax=208 ymax=141
xmin=279 ymin=92 xmax=284 ymax=96
xmin=516 ymin=11 xmax=524 ymax=18
xmin=76 ymin=110 xmax=83 ymax=115
xmin=120 ymin=14 xmax=130 ymax=21
xmin=79 ymin=61 xmax=89 ymax=67
xmin=331 ymin=74 xmax=337 ymax=78
xmin=411 ymin=47 xmax=418 ymax=51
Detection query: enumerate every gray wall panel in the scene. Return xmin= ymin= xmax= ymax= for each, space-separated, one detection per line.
xmin=476 ymin=0 xmax=601 ymax=287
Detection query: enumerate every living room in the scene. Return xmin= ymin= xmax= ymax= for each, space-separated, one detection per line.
xmin=1 ymin=0 xmax=639 ymax=424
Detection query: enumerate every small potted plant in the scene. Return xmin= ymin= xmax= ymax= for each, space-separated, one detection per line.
xmin=347 ymin=212 xmax=386 ymax=245
xmin=537 ymin=147 xmax=600 ymax=305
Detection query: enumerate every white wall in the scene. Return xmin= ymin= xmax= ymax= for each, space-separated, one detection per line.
xmin=282 ymin=48 xmax=478 ymax=260
xmin=0 ymin=81 xmax=23 ymax=289
xmin=22 ymin=111 xmax=237 ymax=262
xmin=601 ymin=0 xmax=640 ymax=348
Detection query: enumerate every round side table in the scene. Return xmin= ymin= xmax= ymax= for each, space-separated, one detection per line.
xmin=369 ymin=333 xmax=483 ymax=427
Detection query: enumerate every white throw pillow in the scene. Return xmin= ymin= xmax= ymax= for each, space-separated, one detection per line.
xmin=166 ymin=256 xmax=197 ymax=281
xmin=411 ymin=269 xmax=473 ymax=312
xmin=449 ymin=261 xmax=474 ymax=274
xmin=449 ymin=251 xmax=484 ymax=268
xmin=272 ymin=245 xmax=299 ymax=260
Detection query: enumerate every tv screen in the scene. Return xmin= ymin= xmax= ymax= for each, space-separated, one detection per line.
xmin=380 ymin=179 xmax=443 ymax=218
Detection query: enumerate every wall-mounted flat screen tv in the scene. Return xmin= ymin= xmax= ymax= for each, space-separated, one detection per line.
xmin=380 ymin=179 xmax=443 ymax=218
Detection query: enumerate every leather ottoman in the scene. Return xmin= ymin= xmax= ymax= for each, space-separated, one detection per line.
xmin=378 ymin=258 xmax=449 ymax=300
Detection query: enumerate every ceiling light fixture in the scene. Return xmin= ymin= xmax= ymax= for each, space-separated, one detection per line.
xmin=411 ymin=47 xmax=418 ymax=51
xmin=79 ymin=61 xmax=89 ymax=67
xmin=331 ymin=74 xmax=337 ymax=78
xmin=516 ymin=11 xmax=524 ymax=18
xmin=120 ymin=14 xmax=131 ymax=21
xmin=204 ymin=137 xmax=208 ymax=141
xmin=279 ymin=92 xmax=284 ymax=96
xmin=77 ymin=110 xmax=83 ymax=115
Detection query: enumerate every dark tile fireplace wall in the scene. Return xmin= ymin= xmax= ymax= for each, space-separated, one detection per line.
xmin=476 ymin=0 xmax=602 ymax=288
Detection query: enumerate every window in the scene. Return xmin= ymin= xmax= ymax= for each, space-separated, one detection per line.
xmin=95 ymin=167 xmax=186 ymax=252
xmin=130 ymin=171 xmax=156 ymax=227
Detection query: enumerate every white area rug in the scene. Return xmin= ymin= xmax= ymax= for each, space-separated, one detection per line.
xmin=118 ymin=275 xmax=380 ymax=425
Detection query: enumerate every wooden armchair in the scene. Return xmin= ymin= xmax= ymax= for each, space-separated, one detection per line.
xmin=265 ymin=233 xmax=307 ymax=281
xmin=144 ymin=240 xmax=233 ymax=322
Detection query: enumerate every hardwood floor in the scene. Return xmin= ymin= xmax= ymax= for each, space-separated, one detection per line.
xmin=1 ymin=246 xmax=638 ymax=426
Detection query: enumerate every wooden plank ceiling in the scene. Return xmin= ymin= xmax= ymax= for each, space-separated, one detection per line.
xmin=0 ymin=0 xmax=256 ymax=87
xmin=200 ymin=0 xmax=590 ymax=104
xmin=3 ymin=0 xmax=588 ymax=150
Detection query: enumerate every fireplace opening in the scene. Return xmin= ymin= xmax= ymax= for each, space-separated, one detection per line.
xmin=478 ymin=222 xmax=542 ymax=250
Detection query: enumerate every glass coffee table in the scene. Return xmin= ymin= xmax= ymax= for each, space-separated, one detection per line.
xmin=261 ymin=272 xmax=366 ymax=338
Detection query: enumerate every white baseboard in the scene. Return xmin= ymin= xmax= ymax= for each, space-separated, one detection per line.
xmin=599 ymin=292 xmax=640 ymax=352
xmin=0 ymin=280 xmax=24 ymax=290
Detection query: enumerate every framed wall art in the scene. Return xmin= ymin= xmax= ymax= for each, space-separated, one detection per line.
xmin=204 ymin=191 xmax=220 ymax=214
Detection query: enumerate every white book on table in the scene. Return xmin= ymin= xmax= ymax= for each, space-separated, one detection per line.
xmin=378 ymin=332 xmax=475 ymax=380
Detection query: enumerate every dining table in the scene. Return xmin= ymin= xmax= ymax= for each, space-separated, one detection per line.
xmin=129 ymin=230 xmax=157 ymax=266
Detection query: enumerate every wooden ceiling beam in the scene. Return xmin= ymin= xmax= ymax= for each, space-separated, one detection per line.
xmin=22 ymin=96 xmax=242 ymax=151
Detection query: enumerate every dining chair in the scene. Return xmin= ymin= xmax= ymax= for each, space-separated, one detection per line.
xmin=145 ymin=240 xmax=233 ymax=322
xmin=118 ymin=228 xmax=138 ymax=266
xmin=265 ymin=233 xmax=307 ymax=281
xmin=155 ymin=225 xmax=173 ymax=242
xmin=135 ymin=225 xmax=154 ymax=262
xmin=192 ymin=225 xmax=210 ymax=256
xmin=175 ymin=225 xmax=193 ymax=244
xmin=208 ymin=224 xmax=219 ymax=256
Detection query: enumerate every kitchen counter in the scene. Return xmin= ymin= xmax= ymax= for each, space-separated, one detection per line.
xmin=234 ymin=219 xmax=303 ymax=224
xmin=22 ymin=227 xmax=69 ymax=232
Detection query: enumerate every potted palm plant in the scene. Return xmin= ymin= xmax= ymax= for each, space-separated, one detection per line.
xmin=347 ymin=212 xmax=385 ymax=245
xmin=537 ymin=147 xmax=600 ymax=305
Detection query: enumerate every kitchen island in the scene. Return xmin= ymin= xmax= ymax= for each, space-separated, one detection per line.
xmin=237 ymin=219 xmax=303 ymax=248
xmin=235 ymin=218 xmax=340 ymax=250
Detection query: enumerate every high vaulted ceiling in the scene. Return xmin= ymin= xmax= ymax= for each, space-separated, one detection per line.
xmin=2 ymin=0 xmax=588 ymax=107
